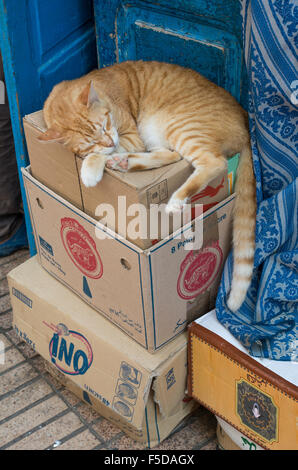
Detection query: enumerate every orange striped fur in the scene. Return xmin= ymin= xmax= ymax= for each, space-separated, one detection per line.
xmin=40 ymin=61 xmax=256 ymax=311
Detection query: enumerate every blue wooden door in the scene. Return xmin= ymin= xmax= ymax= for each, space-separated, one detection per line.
xmin=0 ymin=0 xmax=97 ymax=254
xmin=1 ymin=0 xmax=246 ymax=254
xmin=94 ymin=0 xmax=247 ymax=109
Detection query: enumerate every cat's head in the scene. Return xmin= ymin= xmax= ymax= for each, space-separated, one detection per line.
xmin=39 ymin=80 xmax=118 ymax=156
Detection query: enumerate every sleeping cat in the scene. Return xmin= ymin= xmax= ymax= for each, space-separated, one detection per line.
xmin=39 ymin=60 xmax=256 ymax=312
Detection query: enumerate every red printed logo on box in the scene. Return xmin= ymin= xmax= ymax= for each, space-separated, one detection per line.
xmin=190 ymin=177 xmax=225 ymax=203
xmin=61 ymin=218 xmax=103 ymax=279
xmin=177 ymin=242 xmax=223 ymax=299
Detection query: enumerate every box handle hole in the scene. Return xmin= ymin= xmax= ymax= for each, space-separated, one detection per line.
xmin=36 ymin=197 xmax=44 ymax=209
xmin=120 ymin=258 xmax=131 ymax=270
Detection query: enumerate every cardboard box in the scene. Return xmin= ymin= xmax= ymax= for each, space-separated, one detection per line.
xmin=23 ymin=111 xmax=238 ymax=249
xmin=8 ymin=257 xmax=197 ymax=448
xmin=22 ymin=165 xmax=235 ymax=352
xmin=188 ymin=310 xmax=298 ymax=450
xmin=216 ymin=416 xmax=264 ymax=450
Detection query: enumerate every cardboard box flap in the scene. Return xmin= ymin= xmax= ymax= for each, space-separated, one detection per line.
xmin=8 ymin=256 xmax=189 ymax=429
xmin=23 ymin=115 xmax=84 ymax=210
xmin=151 ymin=341 xmax=188 ymax=418
xmin=24 ymin=110 xmax=47 ymax=132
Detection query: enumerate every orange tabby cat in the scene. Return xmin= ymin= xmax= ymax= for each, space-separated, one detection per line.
xmin=40 ymin=60 xmax=256 ymax=312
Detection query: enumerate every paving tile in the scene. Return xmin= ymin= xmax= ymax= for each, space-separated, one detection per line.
xmin=91 ymin=417 xmax=123 ymax=441
xmin=0 ymin=250 xmax=30 ymax=278
xmin=59 ymin=387 xmax=82 ymax=408
xmin=200 ymin=438 xmax=218 ymax=450
xmin=0 ymin=378 xmax=53 ymax=421
xmin=5 ymin=328 xmax=22 ymax=346
xmin=0 ymin=350 xmax=4 ymax=368
xmin=0 ymin=309 xmax=12 ymax=331
xmin=0 ymin=333 xmax=11 ymax=349
xmin=16 ymin=342 xmax=38 ymax=359
xmin=53 ymin=429 xmax=102 ymax=450
xmin=188 ymin=409 xmax=217 ymax=443
xmin=0 ymin=361 xmax=38 ymax=396
xmin=6 ymin=412 xmax=84 ymax=450
xmin=152 ymin=412 xmax=216 ymax=451
xmin=31 ymin=356 xmax=64 ymax=390
xmin=0 ymin=395 xmax=68 ymax=448
xmin=31 ymin=355 xmax=53 ymax=374
xmin=0 ymin=277 xmax=9 ymax=297
xmin=0 ymin=347 xmax=24 ymax=373
xmin=75 ymin=401 xmax=102 ymax=424
xmin=108 ymin=433 xmax=148 ymax=450
xmin=0 ymin=294 xmax=11 ymax=314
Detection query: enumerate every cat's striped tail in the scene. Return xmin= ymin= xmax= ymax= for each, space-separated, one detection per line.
xmin=227 ymin=142 xmax=256 ymax=312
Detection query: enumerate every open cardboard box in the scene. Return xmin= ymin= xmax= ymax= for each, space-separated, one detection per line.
xmin=188 ymin=310 xmax=298 ymax=450
xmin=8 ymin=257 xmax=197 ymax=448
xmin=23 ymin=110 xmax=239 ymax=250
xmin=22 ymin=165 xmax=235 ymax=352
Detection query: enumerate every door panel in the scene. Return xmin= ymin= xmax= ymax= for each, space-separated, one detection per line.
xmin=117 ymin=6 xmax=241 ymax=100
xmin=0 ymin=0 xmax=97 ymax=253
xmin=28 ymin=0 xmax=93 ymax=62
xmin=27 ymin=0 xmax=97 ymax=103
xmin=94 ymin=0 xmax=248 ymax=107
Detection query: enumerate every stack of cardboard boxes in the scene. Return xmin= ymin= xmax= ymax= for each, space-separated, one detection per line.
xmin=9 ymin=107 xmax=297 ymax=451
xmin=7 ymin=109 xmax=239 ymax=447
xmin=8 ymin=109 xmax=297 ymax=450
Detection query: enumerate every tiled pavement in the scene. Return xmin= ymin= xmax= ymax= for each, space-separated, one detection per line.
xmin=0 ymin=249 xmax=218 ymax=451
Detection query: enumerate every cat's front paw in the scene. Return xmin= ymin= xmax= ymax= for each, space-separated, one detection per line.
xmin=80 ymin=155 xmax=105 ymax=187
xmin=106 ymin=154 xmax=129 ymax=172
xmin=81 ymin=165 xmax=103 ymax=187
xmin=165 ymin=194 xmax=188 ymax=213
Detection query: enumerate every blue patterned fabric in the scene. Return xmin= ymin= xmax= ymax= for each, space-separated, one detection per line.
xmin=216 ymin=0 xmax=298 ymax=361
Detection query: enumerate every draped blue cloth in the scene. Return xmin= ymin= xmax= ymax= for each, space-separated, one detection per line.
xmin=216 ymin=0 xmax=298 ymax=361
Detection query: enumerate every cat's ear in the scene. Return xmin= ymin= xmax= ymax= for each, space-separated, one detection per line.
xmin=38 ymin=128 xmax=64 ymax=143
xmin=80 ymin=81 xmax=101 ymax=108
xmin=88 ymin=81 xmax=101 ymax=107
